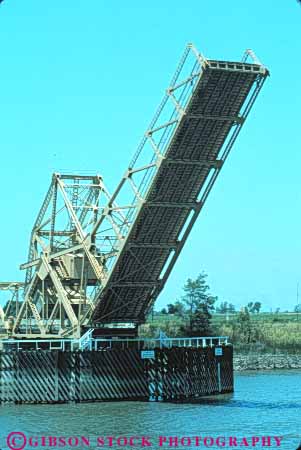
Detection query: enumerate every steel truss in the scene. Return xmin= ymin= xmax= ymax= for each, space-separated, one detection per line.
xmin=91 ymin=44 xmax=269 ymax=325
xmin=10 ymin=174 xmax=119 ymax=338
xmin=0 ymin=44 xmax=269 ymax=338
xmin=0 ymin=282 xmax=24 ymax=335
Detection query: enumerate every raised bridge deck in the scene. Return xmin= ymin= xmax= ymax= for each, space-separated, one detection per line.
xmin=92 ymin=47 xmax=268 ymax=325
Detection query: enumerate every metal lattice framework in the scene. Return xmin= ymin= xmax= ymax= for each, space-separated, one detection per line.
xmin=91 ymin=45 xmax=269 ymax=324
xmin=0 ymin=44 xmax=269 ymax=339
xmin=0 ymin=282 xmax=24 ymax=334
xmin=10 ymin=174 xmax=113 ymax=337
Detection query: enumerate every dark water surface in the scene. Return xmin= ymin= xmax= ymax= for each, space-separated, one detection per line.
xmin=0 ymin=370 xmax=300 ymax=450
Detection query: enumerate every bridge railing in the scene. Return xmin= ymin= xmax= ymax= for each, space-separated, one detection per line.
xmin=0 ymin=336 xmax=229 ymax=351
xmin=91 ymin=336 xmax=229 ymax=351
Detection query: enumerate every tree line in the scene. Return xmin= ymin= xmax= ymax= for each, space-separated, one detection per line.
xmin=154 ymin=271 xmax=300 ymax=337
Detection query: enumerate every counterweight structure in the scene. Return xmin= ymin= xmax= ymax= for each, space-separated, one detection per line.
xmin=0 ymin=44 xmax=269 ymax=339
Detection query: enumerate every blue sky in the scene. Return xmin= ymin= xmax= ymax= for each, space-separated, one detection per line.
xmin=0 ymin=1 xmax=300 ymax=311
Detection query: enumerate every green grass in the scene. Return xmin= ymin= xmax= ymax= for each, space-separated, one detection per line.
xmin=140 ymin=312 xmax=301 ymax=351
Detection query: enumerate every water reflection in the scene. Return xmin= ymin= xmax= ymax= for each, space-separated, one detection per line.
xmin=0 ymin=370 xmax=300 ymax=450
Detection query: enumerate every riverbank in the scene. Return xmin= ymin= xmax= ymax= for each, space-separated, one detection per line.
xmin=234 ymin=352 xmax=301 ymax=371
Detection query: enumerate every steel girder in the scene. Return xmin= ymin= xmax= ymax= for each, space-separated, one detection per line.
xmin=0 ymin=43 xmax=269 ymax=338
xmin=11 ymin=174 xmax=116 ymax=337
xmin=0 ymin=282 xmax=24 ymax=335
xmin=91 ymin=44 xmax=269 ymax=325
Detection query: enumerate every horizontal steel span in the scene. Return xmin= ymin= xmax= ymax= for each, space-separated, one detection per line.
xmin=92 ymin=45 xmax=269 ymax=324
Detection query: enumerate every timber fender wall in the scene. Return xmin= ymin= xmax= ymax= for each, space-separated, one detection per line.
xmin=0 ymin=346 xmax=233 ymax=404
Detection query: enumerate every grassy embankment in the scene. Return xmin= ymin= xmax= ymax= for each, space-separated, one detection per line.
xmin=140 ymin=312 xmax=301 ymax=352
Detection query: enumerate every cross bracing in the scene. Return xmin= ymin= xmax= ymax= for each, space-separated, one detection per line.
xmin=0 ymin=44 xmax=269 ymax=339
xmin=91 ymin=44 xmax=269 ymax=325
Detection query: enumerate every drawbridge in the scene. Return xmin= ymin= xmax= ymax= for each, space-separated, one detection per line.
xmin=0 ymin=44 xmax=268 ymax=339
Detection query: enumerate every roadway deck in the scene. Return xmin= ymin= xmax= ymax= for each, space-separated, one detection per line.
xmin=92 ymin=54 xmax=268 ymax=324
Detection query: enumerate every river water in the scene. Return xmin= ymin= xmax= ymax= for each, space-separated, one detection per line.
xmin=0 ymin=370 xmax=300 ymax=450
